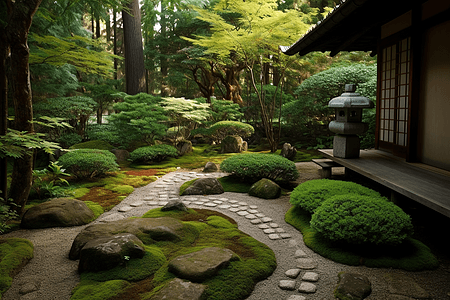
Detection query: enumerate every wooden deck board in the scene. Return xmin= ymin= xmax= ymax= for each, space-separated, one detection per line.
xmin=319 ymin=149 xmax=450 ymax=218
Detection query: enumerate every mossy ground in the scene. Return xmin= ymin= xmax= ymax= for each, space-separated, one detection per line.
xmin=285 ymin=205 xmax=439 ymax=271
xmin=71 ymin=208 xmax=276 ymax=300
xmin=0 ymin=238 xmax=34 ymax=298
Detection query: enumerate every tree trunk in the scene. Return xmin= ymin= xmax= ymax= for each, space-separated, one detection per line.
xmin=0 ymin=28 xmax=9 ymax=202
xmin=5 ymin=0 xmax=43 ymax=214
xmin=122 ymin=0 xmax=146 ymax=95
xmin=160 ymin=1 xmax=168 ymax=96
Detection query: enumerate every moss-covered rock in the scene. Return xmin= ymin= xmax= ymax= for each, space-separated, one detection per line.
xmin=248 ymin=178 xmax=281 ymax=199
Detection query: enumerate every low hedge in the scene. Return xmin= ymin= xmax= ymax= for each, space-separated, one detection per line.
xmin=220 ymin=153 xmax=299 ymax=182
xmin=129 ymin=144 xmax=178 ymax=164
xmin=310 ymin=194 xmax=414 ymax=245
xmin=58 ymin=149 xmax=119 ymax=179
xmin=289 ymin=179 xmax=382 ymax=213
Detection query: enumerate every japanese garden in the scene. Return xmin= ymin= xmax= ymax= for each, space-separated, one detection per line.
xmin=1 ymin=0 xmax=449 ymax=299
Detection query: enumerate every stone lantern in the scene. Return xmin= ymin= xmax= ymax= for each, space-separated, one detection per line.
xmin=328 ymin=84 xmax=374 ymax=158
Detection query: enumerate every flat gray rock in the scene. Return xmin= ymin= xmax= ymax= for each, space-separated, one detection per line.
xmin=279 ymin=280 xmax=296 ymax=290
xmin=302 ymin=272 xmax=319 ymax=282
xmin=181 ymin=178 xmax=224 ymax=195
xmin=150 ymin=278 xmax=206 ymax=300
xmin=296 ymin=258 xmax=317 ymax=270
xmin=168 ymin=247 xmax=238 ymax=282
xmin=298 ymin=282 xmax=317 ymax=293
xmin=335 ymin=272 xmax=372 ymax=300
xmin=285 ymin=269 xmax=301 ymax=279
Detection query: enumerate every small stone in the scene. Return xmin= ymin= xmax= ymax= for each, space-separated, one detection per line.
xmin=280 ymin=233 xmax=292 ymax=239
xmin=229 ymin=200 xmax=238 ymax=204
xmin=219 ymin=198 xmax=228 ymax=201
xmin=287 ymin=296 xmax=306 ymax=300
xmin=19 ymin=280 xmax=40 ymax=295
xmin=279 ymin=280 xmax=296 ymax=291
xmin=245 ymin=214 xmax=257 ymax=219
xmin=231 ymin=204 xmax=239 ymax=208
xmin=213 ymin=200 xmax=223 ymax=204
xmin=258 ymin=224 xmax=270 ymax=229
xmin=251 ymin=219 xmax=262 ymax=224
xmin=296 ymin=258 xmax=317 ymax=270
xmin=261 ymin=217 xmax=273 ymax=223
xmin=218 ymin=205 xmax=231 ymax=209
xmin=295 ymin=250 xmax=307 ymax=258
xmin=268 ymin=234 xmax=281 ymax=240
xmin=193 ymin=201 xmax=206 ymax=205
xmin=275 ymin=228 xmax=285 ymax=233
xmin=238 ymin=206 xmax=248 ymax=211
xmin=182 ymin=201 xmax=191 ymax=205
xmin=238 ymin=202 xmax=248 ymax=206
xmin=146 ymin=201 xmax=159 ymax=206
xmin=269 ymin=223 xmax=279 ymax=228
xmin=285 ymin=269 xmax=301 ymax=279
xmin=256 ymin=213 xmax=265 ymax=218
xmin=237 ymin=211 xmax=249 ymax=216
xmin=204 ymin=202 xmax=217 ymax=207
xmin=118 ymin=206 xmax=133 ymax=212
xmin=302 ymin=272 xmax=319 ymax=282
xmin=249 ymin=205 xmax=258 ymax=209
xmin=298 ymin=282 xmax=317 ymax=293
xmin=158 ymin=201 xmax=169 ymax=206
xmin=336 ymin=272 xmax=371 ymax=300
xmin=248 ymin=210 xmax=259 ymax=214
xmin=229 ymin=208 xmax=240 ymax=212
xmin=263 ymin=228 xmax=276 ymax=234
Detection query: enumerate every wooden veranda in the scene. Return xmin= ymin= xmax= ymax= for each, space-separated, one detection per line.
xmin=318 ymin=149 xmax=450 ymax=218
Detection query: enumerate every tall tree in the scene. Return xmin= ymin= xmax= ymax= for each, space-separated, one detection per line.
xmin=1 ymin=0 xmax=43 ymax=210
xmin=123 ymin=0 xmax=146 ymax=95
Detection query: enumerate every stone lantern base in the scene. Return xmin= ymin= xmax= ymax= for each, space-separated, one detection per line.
xmin=333 ymin=135 xmax=360 ymax=158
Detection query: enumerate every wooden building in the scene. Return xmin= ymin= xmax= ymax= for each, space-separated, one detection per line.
xmin=281 ymin=0 xmax=450 ymax=217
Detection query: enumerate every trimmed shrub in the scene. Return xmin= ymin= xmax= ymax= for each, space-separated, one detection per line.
xmin=220 ymin=153 xmax=299 ymax=182
xmin=129 ymin=144 xmax=178 ymax=164
xmin=289 ymin=179 xmax=382 ymax=213
xmin=70 ymin=140 xmax=115 ymax=151
xmin=193 ymin=121 xmax=254 ymax=143
xmin=58 ymin=149 xmax=119 ymax=179
xmin=310 ymin=194 xmax=413 ymax=245
xmin=58 ymin=132 xmax=82 ymax=148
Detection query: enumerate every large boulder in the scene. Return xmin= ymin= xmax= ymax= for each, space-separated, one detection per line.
xmin=78 ymin=233 xmax=145 ymax=272
xmin=21 ymin=198 xmax=94 ymax=229
xmin=69 ymin=217 xmax=185 ymax=260
xmin=150 ymin=278 xmax=206 ymax=300
xmin=162 ymin=199 xmax=188 ymax=212
xmin=202 ymin=161 xmax=218 ymax=173
xmin=280 ymin=143 xmax=297 ymax=161
xmin=181 ymin=178 xmax=224 ymax=196
xmin=221 ymin=135 xmax=245 ymax=153
xmin=334 ymin=272 xmax=372 ymax=300
xmin=168 ymin=247 xmax=238 ymax=282
xmin=248 ymin=178 xmax=281 ymax=199
xmin=110 ymin=149 xmax=130 ymax=163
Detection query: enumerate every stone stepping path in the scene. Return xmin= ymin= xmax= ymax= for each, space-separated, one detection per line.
xmin=117 ymin=171 xmax=324 ymax=299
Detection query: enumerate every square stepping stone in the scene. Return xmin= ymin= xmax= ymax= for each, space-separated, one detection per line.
xmin=280 ymin=233 xmax=292 ymax=239
xmin=285 ymin=269 xmax=301 ymax=279
xmin=296 ymin=258 xmax=317 ymax=270
xmin=245 ymin=214 xmax=257 ymax=219
xmin=118 ymin=206 xmax=133 ymax=212
xmin=268 ymin=234 xmax=281 ymax=240
xmin=250 ymin=219 xmax=262 ymax=224
xmin=263 ymin=228 xmax=276 ymax=234
xmin=237 ymin=210 xmax=249 ymax=216
xmin=298 ymin=282 xmax=316 ymax=293
xmin=261 ymin=217 xmax=273 ymax=223
xmin=302 ymin=272 xmax=319 ymax=282
xmin=278 ymin=280 xmax=296 ymax=291
xmin=295 ymin=250 xmax=307 ymax=258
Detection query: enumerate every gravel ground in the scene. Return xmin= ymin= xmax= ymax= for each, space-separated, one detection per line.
xmin=2 ymin=163 xmax=450 ymax=300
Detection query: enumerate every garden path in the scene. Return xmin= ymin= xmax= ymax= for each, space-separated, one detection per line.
xmin=3 ymin=163 xmax=450 ymax=300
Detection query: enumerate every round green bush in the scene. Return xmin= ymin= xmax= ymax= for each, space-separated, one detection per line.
xmin=220 ymin=153 xmax=299 ymax=182
xmin=210 ymin=121 xmax=254 ymax=138
xmin=129 ymin=144 xmax=178 ymax=163
xmin=58 ymin=149 xmax=119 ymax=179
xmin=289 ymin=179 xmax=382 ymax=213
xmin=310 ymin=194 xmax=413 ymax=245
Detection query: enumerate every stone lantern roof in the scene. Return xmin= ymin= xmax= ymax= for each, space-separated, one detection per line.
xmin=328 ymin=84 xmax=374 ymax=108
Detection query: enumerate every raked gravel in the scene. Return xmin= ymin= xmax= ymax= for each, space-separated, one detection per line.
xmin=3 ymin=164 xmax=450 ymax=300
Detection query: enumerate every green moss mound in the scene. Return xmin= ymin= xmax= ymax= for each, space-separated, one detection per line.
xmin=72 ymin=209 xmax=276 ymax=300
xmin=220 ymin=153 xmax=299 ymax=183
xmin=311 ymin=194 xmax=413 ymax=245
xmin=285 ymin=206 xmax=438 ymax=271
xmin=0 ymin=238 xmax=34 ymax=297
xmin=289 ymin=179 xmax=382 ymax=213
xmin=84 ymin=201 xmax=104 ymax=220
xmin=70 ymin=140 xmax=115 ymax=151
xmin=129 ymin=144 xmax=178 ymax=164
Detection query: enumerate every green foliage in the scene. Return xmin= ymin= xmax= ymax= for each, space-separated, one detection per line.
xmin=285 ymin=206 xmax=438 ymax=271
xmin=289 ymin=179 xmax=382 ymax=213
xmin=195 ymin=98 xmax=244 ymax=124
xmin=161 ymin=97 xmax=211 ymax=126
xmin=194 ymin=121 xmax=254 ymax=143
xmin=31 ymin=162 xmax=71 ymax=199
xmin=0 ymin=198 xmax=19 ymax=234
xmin=58 ymin=149 xmax=119 ymax=179
xmin=220 ymin=153 xmax=299 ymax=182
xmin=129 ymin=145 xmax=179 ymax=164
xmin=86 ymin=124 xmax=121 ymax=146
xmin=58 ymin=133 xmax=83 ymax=148
xmin=0 ymin=238 xmax=34 ymax=296
xmin=108 ymin=93 xmax=168 ymax=146
xmin=311 ymin=194 xmax=414 ymax=245
xmin=0 ymin=129 xmax=61 ymax=159
xmin=70 ymin=140 xmax=115 ymax=151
